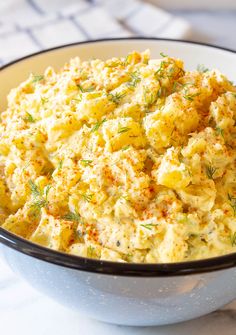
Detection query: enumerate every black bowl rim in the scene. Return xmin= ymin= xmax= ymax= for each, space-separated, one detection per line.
xmin=0 ymin=37 xmax=236 ymax=277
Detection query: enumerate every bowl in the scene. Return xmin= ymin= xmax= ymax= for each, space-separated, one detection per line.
xmin=0 ymin=38 xmax=236 ymax=327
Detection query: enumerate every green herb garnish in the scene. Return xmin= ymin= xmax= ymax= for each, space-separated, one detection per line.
xmin=80 ymin=159 xmax=93 ymax=166
xmin=183 ymin=92 xmax=200 ymax=101
xmin=90 ymin=119 xmax=106 ymax=132
xmin=172 ymin=81 xmax=180 ymax=92
xmin=81 ymin=193 xmax=94 ymax=202
xmin=127 ymin=72 xmax=141 ymax=88
xmin=122 ymin=145 xmax=130 ymax=151
xmin=197 ymin=64 xmax=209 ymax=73
xmin=228 ymin=193 xmax=236 ymax=216
xmin=24 ymin=112 xmax=35 ymax=123
xmin=77 ymin=84 xmax=96 ymax=93
xmin=58 ymin=160 xmax=63 ymax=170
xmin=29 ymin=180 xmax=50 ymax=213
xmin=63 ymin=210 xmax=81 ymax=223
xmin=167 ymin=66 xmax=175 ymax=78
xmin=140 ymin=223 xmax=158 ymax=230
xmin=215 ymin=127 xmax=224 ymax=137
xmin=160 ymin=52 xmax=168 ymax=57
xmin=108 ymin=92 xmax=126 ymax=105
xmin=157 ymin=86 xmax=167 ymax=98
xmin=44 ymin=185 xmax=51 ymax=199
xmin=30 ymin=198 xmax=48 ymax=212
xmin=118 ymin=125 xmax=131 ymax=134
xmin=32 ymin=74 xmax=44 ymax=83
xmin=143 ymin=87 xmax=157 ymax=107
xmin=172 ymin=81 xmax=194 ymax=93
xmin=29 ymin=180 xmax=41 ymax=197
xmin=123 ymin=53 xmax=133 ymax=66
xmin=155 ymin=61 xmax=167 ymax=78
xmin=205 ymin=165 xmax=217 ymax=180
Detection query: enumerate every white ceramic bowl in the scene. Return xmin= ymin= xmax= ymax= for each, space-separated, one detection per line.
xmin=0 ymin=38 xmax=236 ymax=327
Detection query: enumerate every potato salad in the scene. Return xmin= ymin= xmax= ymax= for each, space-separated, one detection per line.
xmin=1 ymin=50 xmax=236 ymax=263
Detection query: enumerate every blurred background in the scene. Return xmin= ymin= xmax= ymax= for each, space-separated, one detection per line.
xmin=0 ymin=0 xmax=235 ymax=66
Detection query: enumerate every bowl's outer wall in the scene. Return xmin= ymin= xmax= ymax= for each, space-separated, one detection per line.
xmin=1 ymin=39 xmax=236 ymax=326
xmin=1 ymin=244 xmax=236 ymax=326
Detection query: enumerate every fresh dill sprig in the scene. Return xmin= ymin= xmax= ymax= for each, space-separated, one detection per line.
xmin=215 ymin=127 xmax=224 ymax=137
xmin=167 ymin=66 xmax=175 ymax=78
xmin=24 ymin=112 xmax=35 ymax=123
xmin=140 ymin=223 xmax=158 ymax=230
xmin=157 ymin=86 xmax=167 ymax=98
xmin=30 ymin=199 xmax=48 ymax=212
xmin=29 ymin=180 xmax=41 ymax=197
xmin=108 ymin=92 xmax=126 ymax=105
xmin=118 ymin=125 xmax=131 ymax=134
xmin=63 ymin=210 xmax=81 ymax=223
xmin=58 ymin=160 xmax=63 ymax=170
xmin=183 ymin=92 xmax=200 ymax=101
xmin=230 ymin=232 xmax=236 ymax=246
xmin=44 ymin=185 xmax=52 ymax=200
xmin=172 ymin=81 xmax=195 ymax=93
xmin=127 ymin=72 xmax=141 ymax=88
xmin=77 ymin=84 xmax=96 ymax=93
xmin=160 ymin=52 xmax=168 ymax=57
xmin=81 ymin=193 xmax=94 ymax=202
xmin=32 ymin=74 xmax=44 ymax=83
xmin=29 ymin=180 xmax=50 ymax=212
xmin=197 ymin=64 xmax=209 ymax=73
xmin=228 ymin=193 xmax=236 ymax=216
xmin=123 ymin=53 xmax=133 ymax=66
xmin=205 ymin=165 xmax=217 ymax=180
xmin=155 ymin=61 xmax=167 ymax=78
xmin=90 ymin=119 xmax=106 ymax=132
xmin=122 ymin=145 xmax=130 ymax=151
xmin=143 ymin=87 xmax=157 ymax=107
xmin=80 ymin=159 xmax=93 ymax=167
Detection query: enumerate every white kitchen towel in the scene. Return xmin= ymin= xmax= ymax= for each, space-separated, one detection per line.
xmin=0 ymin=0 xmax=192 ymax=65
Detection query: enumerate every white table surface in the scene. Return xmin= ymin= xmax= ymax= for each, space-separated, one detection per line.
xmin=1 ymin=10 xmax=236 ymax=335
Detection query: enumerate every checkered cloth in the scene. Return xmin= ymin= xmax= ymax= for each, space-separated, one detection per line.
xmin=0 ymin=0 xmax=192 ymax=65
